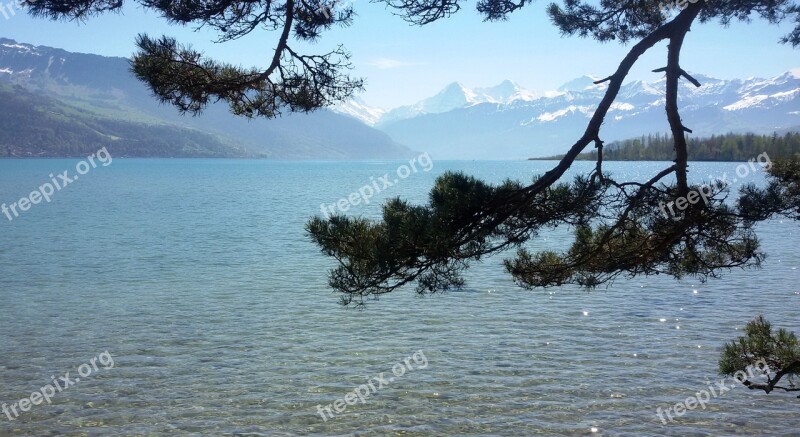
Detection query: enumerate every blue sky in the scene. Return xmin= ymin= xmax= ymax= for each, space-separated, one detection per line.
xmin=1 ymin=0 xmax=798 ymax=108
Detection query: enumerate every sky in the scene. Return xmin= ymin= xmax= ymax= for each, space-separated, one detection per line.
xmin=0 ymin=0 xmax=798 ymax=109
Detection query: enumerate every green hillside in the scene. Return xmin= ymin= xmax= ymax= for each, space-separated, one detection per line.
xmin=0 ymin=84 xmax=261 ymax=158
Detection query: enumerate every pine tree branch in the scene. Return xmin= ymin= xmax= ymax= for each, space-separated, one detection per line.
xmin=663 ymin=8 xmax=700 ymax=197
xmin=451 ymin=2 xmax=706 ymax=249
xmin=259 ymin=0 xmax=295 ymax=81
xmin=742 ymin=360 xmax=800 ymax=394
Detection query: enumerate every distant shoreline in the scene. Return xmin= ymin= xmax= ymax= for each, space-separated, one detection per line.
xmin=528 ymin=157 xmax=772 ymax=162
xmin=530 ymin=131 xmax=799 ymax=162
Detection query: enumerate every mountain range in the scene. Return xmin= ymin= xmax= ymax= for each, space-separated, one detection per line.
xmin=1 ymin=37 xmax=798 ymax=159
xmin=0 ymin=38 xmax=411 ymax=158
xmin=334 ymin=72 xmax=800 ymax=159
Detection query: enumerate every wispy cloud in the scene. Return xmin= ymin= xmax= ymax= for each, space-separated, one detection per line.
xmin=365 ymin=58 xmax=419 ymax=69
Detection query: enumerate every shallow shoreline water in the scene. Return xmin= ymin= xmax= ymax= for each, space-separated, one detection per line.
xmin=1 ymin=159 xmax=798 ymax=435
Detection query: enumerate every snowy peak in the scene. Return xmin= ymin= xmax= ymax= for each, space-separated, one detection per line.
xmin=477 ymin=80 xmax=539 ymax=103
xmin=0 ymin=38 xmax=37 ymax=53
xmin=723 ymin=72 xmax=800 ymax=111
xmin=478 ymin=79 xmax=519 ymax=98
xmin=327 ymin=71 xmax=798 ymax=129
xmin=376 ymin=80 xmax=537 ymax=126
xmin=0 ymin=37 xmax=142 ymax=95
xmin=377 ymin=81 xmax=480 ymax=125
xmin=557 ymin=75 xmax=602 ymax=92
xmin=427 ymin=81 xmax=480 ymax=111
xmin=331 ymin=97 xmax=386 ymax=126
xmin=377 ymin=71 xmax=800 ymax=159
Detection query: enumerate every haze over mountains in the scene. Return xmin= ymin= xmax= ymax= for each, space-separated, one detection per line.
xmin=335 ymin=72 xmax=800 ymax=159
xmin=1 ymin=37 xmax=798 ymax=159
xmin=0 ymin=38 xmax=411 ymax=158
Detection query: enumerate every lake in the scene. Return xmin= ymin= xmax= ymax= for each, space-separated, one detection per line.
xmin=0 ymin=159 xmax=798 ymax=436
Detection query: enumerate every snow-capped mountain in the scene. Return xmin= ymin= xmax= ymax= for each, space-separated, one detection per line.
xmin=377 ymin=82 xmax=483 ymax=126
xmin=332 ymin=97 xmax=386 ymax=126
xmin=556 ymin=75 xmax=603 ymax=93
xmin=476 ymin=80 xmax=539 ymax=104
xmin=376 ymin=71 xmax=800 ymax=159
xmin=374 ymin=80 xmax=539 ymax=126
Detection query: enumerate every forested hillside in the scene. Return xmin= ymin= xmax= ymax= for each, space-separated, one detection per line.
xmin=0 ymin=85 xmax=259 ymax=158
xmin=0 ymin=38 xmax=413 ymax=159
xmin=537 ymin=132 xmax=800 ymax=161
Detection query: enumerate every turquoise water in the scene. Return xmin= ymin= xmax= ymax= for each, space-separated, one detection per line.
xmin=0 ymin=159 xmax=798 ymax=436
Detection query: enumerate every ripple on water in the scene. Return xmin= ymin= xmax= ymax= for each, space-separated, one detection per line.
xmin=0 ymin=160 xmax=798 ymax=436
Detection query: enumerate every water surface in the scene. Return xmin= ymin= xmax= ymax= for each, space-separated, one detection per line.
xmin=0 ymin=159 xmax=798 ymax=436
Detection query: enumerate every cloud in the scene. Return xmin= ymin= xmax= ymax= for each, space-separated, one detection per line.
xmin=365 ymin=58 xmax=418 ymax=69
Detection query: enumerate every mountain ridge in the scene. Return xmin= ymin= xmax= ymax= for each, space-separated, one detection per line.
xmin=339 ymin=70 xmax=800 ymax=159
xmin=0 ymin=37 xmax=413 ymax=159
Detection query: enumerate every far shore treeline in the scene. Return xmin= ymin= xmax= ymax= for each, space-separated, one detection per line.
xmin=533 ymin=132 xmax=800 ymax=161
